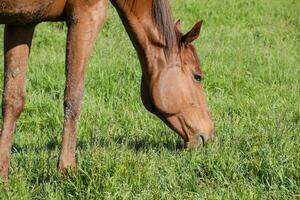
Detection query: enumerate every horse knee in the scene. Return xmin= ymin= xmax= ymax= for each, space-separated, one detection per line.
xmin=2 ymin=90 xmax=26 ymax=118
xmin=64 ymin=97 xmax=83 ymax=121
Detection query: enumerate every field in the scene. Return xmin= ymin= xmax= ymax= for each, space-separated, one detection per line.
xmin=0 ymin=0 xmax=299 ymax=199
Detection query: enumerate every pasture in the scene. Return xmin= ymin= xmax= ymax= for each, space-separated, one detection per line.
xmin=0 ymin=0 xmax=299 ymax=199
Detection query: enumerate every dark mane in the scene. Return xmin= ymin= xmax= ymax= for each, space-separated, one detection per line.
xmin=152 ymin=0 xmax=175 ymax=51
xmin=125 ymin=0 xmax=176 ymax=52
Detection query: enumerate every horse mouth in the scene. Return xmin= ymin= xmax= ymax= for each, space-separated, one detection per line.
xmin=185 ymin=130 xmax=215 ymax=149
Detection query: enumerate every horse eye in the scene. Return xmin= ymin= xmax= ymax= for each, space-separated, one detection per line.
xmin=193 ymin=74 xmax=202 ymax=82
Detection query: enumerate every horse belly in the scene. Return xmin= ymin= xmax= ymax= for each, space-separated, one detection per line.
xmin=0 ymin=0 xmax=67 ymax=24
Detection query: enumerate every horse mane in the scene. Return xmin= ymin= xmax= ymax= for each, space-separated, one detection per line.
xmin=124 ymin=0 xmax=176 ymax=52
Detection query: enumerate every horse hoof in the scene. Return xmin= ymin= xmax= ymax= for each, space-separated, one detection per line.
xmin=57 ymin=161 xmax=77 ymax=175
xmin=0 ymin=170 xmax=9 ymax=183
xmin=0 ymin=160 xmax=9 ymax=182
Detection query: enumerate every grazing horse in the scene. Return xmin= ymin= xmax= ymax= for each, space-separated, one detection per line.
xmin=0 ymin=0 xmax=214 ymax=181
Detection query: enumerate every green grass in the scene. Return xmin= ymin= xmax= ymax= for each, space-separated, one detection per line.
xmin=0 ymin=0 xmax=300 ymax=199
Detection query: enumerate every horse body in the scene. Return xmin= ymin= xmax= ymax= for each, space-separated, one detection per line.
xmin=0 ymin=0 xmax=68 ymax=24
xmin=0 ymin=0 xmax=214 ymax=181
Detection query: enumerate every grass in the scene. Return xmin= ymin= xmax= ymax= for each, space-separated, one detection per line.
xmin=0 ymin=0 xmax=299 ymax=199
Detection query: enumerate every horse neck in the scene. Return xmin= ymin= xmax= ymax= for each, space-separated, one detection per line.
xmin=111 ymin=0 xmax=175 ymax=79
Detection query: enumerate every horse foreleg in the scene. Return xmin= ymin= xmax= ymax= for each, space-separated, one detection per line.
xmin=0 ymin=25 xmax=35 ymax=181
xmin=57 ymin=0 xmax=108 ymax=173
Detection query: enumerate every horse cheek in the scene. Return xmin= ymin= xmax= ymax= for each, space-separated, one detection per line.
xmin=151 ymin=69 xmax=189 ymax=114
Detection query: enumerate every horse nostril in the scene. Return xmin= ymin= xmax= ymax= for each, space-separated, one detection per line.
xmin=185 ymin=134 xmax=204 ymax=149
xmin=197 ymin=131 xmax=209 ymax=143
xmin=185 ymin=131 xmax=207 ymax=149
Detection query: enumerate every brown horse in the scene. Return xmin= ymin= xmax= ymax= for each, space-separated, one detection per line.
xmin=0 ymin=0 xmax=214 ymax=181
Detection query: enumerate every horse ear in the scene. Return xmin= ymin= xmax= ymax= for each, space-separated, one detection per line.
xmin=174 ymin=20 xmax=183 ymax=43
xmin=182 ymin=20 xmax=203 ymax=45
xmin=175 ymin=19 xmax=181 ymax=32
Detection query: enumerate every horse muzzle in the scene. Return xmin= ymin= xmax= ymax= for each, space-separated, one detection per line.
xmin=185 ymin=130 xmax=215 ymax=149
